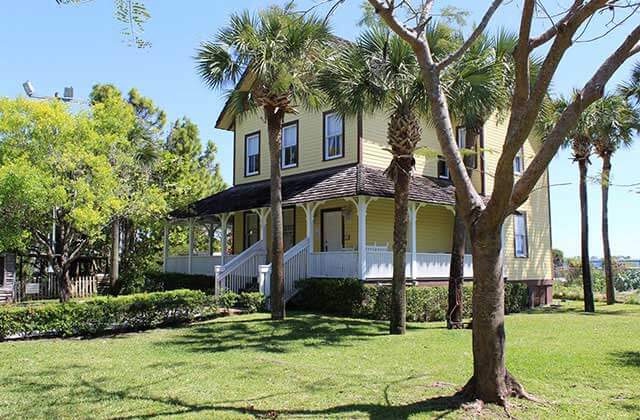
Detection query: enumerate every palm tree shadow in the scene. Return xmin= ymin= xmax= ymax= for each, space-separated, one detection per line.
xmin=610 ymin=351 xmax=640 ymax=368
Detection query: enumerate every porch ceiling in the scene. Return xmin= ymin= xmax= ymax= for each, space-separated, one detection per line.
xmin=170 ymin=164 xmax=456 ymax=219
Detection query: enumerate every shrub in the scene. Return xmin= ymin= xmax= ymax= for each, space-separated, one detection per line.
xmin=615 ymin=269 xmax=640 ymax=292
xmin=217 ymin=290 xmax=239 ymax=313
xmin=0 ymin=290 xmax=217 ymax=340
xmin=291 ymin=279 xmax=528 ymax=322
xmin=143 ymin=272 xmax=216 ymax=294
xmin=237 ymin=292 xmax=266 ymax=313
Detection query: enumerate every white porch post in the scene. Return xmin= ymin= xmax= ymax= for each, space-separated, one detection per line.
xmin=356 ymin=196 xmax=372 ymax=281
xmin=254 ymin=208 xmax=270 ymax=243
xmin=187 ymin=220 xmax=194 ymax=274
xmin=409 ymin=202 xmax=417 ymax=280
xmin=218 ymin=213 xmax=232 ymax=265
xmin=300 ymin=202 xmax=320 ymax=270
xmin=162 ymin=224 xmax=169 ymax=273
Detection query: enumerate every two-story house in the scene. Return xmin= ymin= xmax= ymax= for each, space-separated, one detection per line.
xmin=165 ymin=84 xmax=554 ymax=305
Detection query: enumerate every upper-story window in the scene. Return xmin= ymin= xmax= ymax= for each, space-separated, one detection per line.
xmin=437 ymin=155 xmax=449 ymax=179
xmin=323 ymin=112 xmax=344 ymax=160
xmin=281 ymin=122 xmax=298 ymax=169
xmin=513 ymin=147 xmax=524 ymax=175
xmin=514 ymin=212 xmax=529 ymax=258
xmin=245 ymin=132 xmax=260 ymax=176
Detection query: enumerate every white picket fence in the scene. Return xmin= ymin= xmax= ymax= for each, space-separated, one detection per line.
xmin=16 ymin=274 xmax=101 ymax=301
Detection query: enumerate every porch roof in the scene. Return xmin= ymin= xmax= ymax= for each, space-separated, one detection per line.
xmin=170 ymin=164 xmax=456 ymax=220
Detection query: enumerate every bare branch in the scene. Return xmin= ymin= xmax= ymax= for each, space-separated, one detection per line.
xmin=509 ymin=23 xmax=640 ymax=211
xmin=529 ymin=0 xmax=582 ymax=49
xmin=435 ymin=0 xmax=504 ymax=71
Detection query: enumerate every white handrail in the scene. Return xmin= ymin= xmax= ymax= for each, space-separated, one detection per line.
xmin=260 ymin=237 xmax=310 ymax=302
xmin=215 ymin=239 xmax=266 ymax=295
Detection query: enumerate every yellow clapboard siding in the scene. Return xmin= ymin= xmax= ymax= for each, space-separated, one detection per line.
xmin=234 ymin=111 xmax=358 ymax=185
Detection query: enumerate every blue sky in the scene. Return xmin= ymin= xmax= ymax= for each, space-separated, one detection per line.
xmin=2 ymin=1 xmax=639 ymax=258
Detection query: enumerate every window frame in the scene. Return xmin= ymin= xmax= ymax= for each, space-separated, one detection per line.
xmin=513 ymin=211 xmax=529 ymax=258
xmin=437 ymin=155 xmax=450 ymax=179
xmin=281 ymin=120 xmax=299 ymax=170
xmin=322 ymin=111 xmax=345 ymax=161
xmin=244 ymin=131 xmax=261 ymax=177
xmin=282 ymin=206 xmax=296 ymax=250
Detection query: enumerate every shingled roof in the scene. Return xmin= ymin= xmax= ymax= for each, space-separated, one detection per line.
xmin=170 ymin=164 xmax=456 ymax=219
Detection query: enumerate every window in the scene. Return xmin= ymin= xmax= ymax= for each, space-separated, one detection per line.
xmin=456 ymin=126 xmax=466 ymax=149
xmin=244 ymin=212 xmax=259 ymax=249
xmin=323 ymin=112 xmax=344 ymax=160
xmin=281 ymin=122 xmax=298 ymax=169
xmin=514 ymin=212 xmax=528 ymax=258
xmin=245 ymin=132 xmax=260 ymax=176
xmin=283 ymin=207 xmax=296 ymax=250
xmin=437 ymin=155 xmax=449 ymax=179
xmin=457 ymin=126 xmax=479 ymax=170
xmin=513 ymin=147 xmax=524 ymax=175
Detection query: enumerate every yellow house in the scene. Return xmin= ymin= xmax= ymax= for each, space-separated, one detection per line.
xmin=165 ymin=92 xmax=553 ymax=305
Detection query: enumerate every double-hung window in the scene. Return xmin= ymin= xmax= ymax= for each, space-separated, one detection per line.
xmin=244 ymin=212 xmax=259 ymax=248
xmin=281 ymin=122 xmax=298 ymax=169
xmin=437 ymin=156 xmax=450 ymax=179
xmin=324 ymin=112 xmax=344 ymax=160
xmin=245 ymin=132 xmax=260 ymax=176
xmin=513 ymin=147 xmax=524 ymax=175
xmin=514 ymin=212 xmax=529 ymax=258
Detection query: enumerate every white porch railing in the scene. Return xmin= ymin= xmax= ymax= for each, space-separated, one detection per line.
xmin=258 ymin=237 xmax=310 ymax=303
xmin=165 ymin=254 xmax=238 ymax=276
xmin=414 ymin=253 xmax=473 ymax=278
xmin=215 ymin=240 xmax=266 ymax=294
xmin=308 ymin=251 xmax=359 ymax=278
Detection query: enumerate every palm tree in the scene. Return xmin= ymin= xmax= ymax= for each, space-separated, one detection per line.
xmin=440 ymin=30 xmax=515 ymax=328
xmin=590 ymin=95 xmax=639 ymax=304
xmin=195 ymin=6 xmax=331 ymax=320
xmin=318 ymin=27 xmax=455 ymax=334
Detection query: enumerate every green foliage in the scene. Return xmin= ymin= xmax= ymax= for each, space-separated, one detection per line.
xmin=615 ymin=269 xmax=640 ymax=292
xmin=217 ymin=291 xmax=239 ymax=313
xmin=292 ymin=279 xmax=531 ymax=322
xmin=236 ymin=292 xmax=266 ymax=313
xmin=142 ymin=272 xmax=216 ymax=294
xmin=0 ymin=290 xmax=216 ymax=339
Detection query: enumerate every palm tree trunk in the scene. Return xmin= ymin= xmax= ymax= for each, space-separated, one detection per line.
xmin=601 ymin=154 xmax=615 ymax=305
xmin=390 ymin=157 xmax=411 ymax=335
xmin=447 ymin=201 xmax=465 ymax=329
xmin=266 ymin=108 xmax=285 ymax=320
xmin=579 ymin=159 xmax=595 ymax=312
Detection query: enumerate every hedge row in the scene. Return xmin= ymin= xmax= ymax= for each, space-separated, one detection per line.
xmin=291 ymin=279 xmax=530 ymax=322
xmin=0 ymin=290 xmax=217 ymax=340
xmin=144 ymin=272 xmax=216 ymax=294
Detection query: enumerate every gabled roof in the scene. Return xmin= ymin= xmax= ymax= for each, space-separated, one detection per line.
xmin=170 ymin=164 xmax=456 ymax=220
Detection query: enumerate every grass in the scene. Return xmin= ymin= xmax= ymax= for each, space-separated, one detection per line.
xmin=0 ymin=301 xmax=639 ymax=419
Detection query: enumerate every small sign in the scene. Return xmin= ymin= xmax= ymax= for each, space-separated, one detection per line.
xmin=25 ymin=283 xmax=40 ymax=295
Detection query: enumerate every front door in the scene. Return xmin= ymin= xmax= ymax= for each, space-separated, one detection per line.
xmin=322 ymin=210 xmax=343 ymax=251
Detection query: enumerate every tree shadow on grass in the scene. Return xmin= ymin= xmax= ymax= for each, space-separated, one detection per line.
xmin=160 ymin=313 xmax=392 ymax=354
xmin=610 ymin=351 xmax=640 ymax=368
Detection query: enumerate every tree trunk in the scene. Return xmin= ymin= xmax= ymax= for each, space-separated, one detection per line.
xmin=601 ymin=154 xmax=615 ymax=305
xmin=58 ymin=264 xmax=72 ymax=303
xmin=460 ymin=224 xmax=526 ymax=404
xmin=110 ymin=219 xmax=120 ymax=287
xmin=578 ymin=159 xmax=595 ymax=312
xmin=266 ymin=108 xmax=285 ymax=320
xmin=390 ymin=157 xmax=412 ymax=335
xmin=447 ymin=201 xmax=465 ymax=329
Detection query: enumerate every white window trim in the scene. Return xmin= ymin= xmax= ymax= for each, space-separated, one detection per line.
xmin=324 ymin=112 xmax=344 ymax=161
xmin=245 ymin=133 xmax=260 ymax=176
xmin=281 ymin=123 xmax=298 ymax=169
xmin=514 ymin=148 xmax=524 ymax=176
xmin=438 ymin=156 xmax=450 ymax=179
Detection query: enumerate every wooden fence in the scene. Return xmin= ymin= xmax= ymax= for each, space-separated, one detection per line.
xmin=15 ymin=274 xmax=104 ymax=301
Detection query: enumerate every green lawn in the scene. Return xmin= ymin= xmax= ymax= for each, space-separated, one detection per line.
xmin=0 ymin=301 xmax=639 ymax=419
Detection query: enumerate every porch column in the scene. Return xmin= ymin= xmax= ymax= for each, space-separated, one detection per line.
xmin=218 ymin=213 xmax=232 ymax=265
xmin=300 ymin=202 xmax=321 ymax=273
xmin=187 ymin=220 xmax=194 ymax=274
xmin=162 ymin=224 xmax=169 ymax=273
xmin=356 ymin=196 xmax=373 ymax=281
xmin=409 ymin=202 xmax=418 ymax=281
xmin=254 ymin=208 xmax=270 ymax=243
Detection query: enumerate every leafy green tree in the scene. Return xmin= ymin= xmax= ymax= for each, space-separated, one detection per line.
xmin=0 ymin=98 xmax=130 ymax=301
xmin=195 ymin=5 xmax=331 ymax=320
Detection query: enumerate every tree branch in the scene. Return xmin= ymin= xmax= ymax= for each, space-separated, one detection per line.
xmin=435 ymin=0 xmax=504 ymax=71
xmin=510 ymin=23 xmax=640 ymax=211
